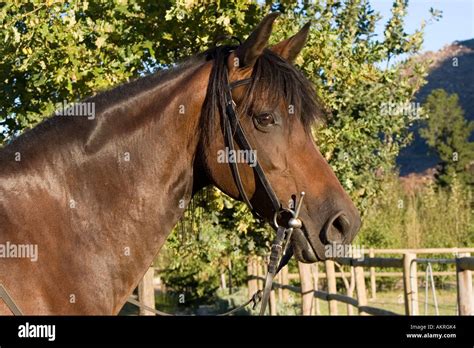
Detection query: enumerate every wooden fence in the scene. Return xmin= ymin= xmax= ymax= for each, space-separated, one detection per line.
xmin=246 ymin=247 xmax=474 ymax=316
xmin=137 ymin=247 xmax=474 ymax=316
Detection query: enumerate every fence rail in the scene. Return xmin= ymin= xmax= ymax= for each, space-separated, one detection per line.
xmin=245 ymin=248 xmax=474 ymax=316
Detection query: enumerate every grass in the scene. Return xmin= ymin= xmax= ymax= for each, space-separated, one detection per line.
xmin=119 ymin=284 xmax=459 ymax=316
xmin=366 ymin=288 xmax=458 ymax=316
xmin=207 ymin=286 xmax=459 ymax=316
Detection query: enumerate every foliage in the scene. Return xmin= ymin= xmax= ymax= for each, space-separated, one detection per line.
xmin=158 ymin=187 xmax=273 ymax=303
xmin=419 ymin=89 xmax=474 ymax=186
xmin=1 ymin=0 xmax=148 ymax=139
xmin=282 ymin=0 xmax=434 ymax=212
xmin=358 ymin=173 xmax=473 ymax=249
xmin=0 ymin=0 xmax=263 ymax=142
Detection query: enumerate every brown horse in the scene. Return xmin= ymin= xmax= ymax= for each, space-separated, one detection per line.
xmin=0 ymin=13 xmax=360 ymax=315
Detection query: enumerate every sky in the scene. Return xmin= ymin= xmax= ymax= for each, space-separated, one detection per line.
xmin=371 ymin=0 xmax=474 ymax=53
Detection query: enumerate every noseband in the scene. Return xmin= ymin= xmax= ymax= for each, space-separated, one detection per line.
xmin=222 ymin=64 xmax=306 ymax=315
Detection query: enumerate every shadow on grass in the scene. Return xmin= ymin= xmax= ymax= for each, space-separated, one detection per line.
xmin=119 ymin=287 xmax=254 ymax=316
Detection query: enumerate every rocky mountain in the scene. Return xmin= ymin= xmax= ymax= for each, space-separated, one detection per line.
xmin=397 ymin=38 xmax=474 ymax=175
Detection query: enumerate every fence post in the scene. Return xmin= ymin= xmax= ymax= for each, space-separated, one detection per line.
xmin=277 ymin=271 xmax=283 ymax=303
xmin=257 ymin=257 xmax=264 ymax=290
xmin=298 ymin=262 xmax=313 ymax=315
xmin=138 ymin=266 xmax=155 ymax=316
xmin=325 ymin=259 xmax=338 ymax=315
xmin=269 ymin=288 xmax=277 ymax=315
xmin=410 ymin=254 xmax=419 ymax=315
xmin=312 ymin=263 xmax=320 ymax=315
xmin=403 ymin=253 xmax=418 ymax=315
xmin=347 ymin=266 xmax=355 ymax=316
xmin=354 ymin=263 xmax=368 ymax=316
xmin=282 ymin=265 xmax=289 ymax=302
xmin=228 ymin=259 xmax=233 ymax=295
xmin=457 ymin=252 xmax=473 ymax=315
xmin=220 ymin=272 xmax=227 ymax=290
xmin=369 ymin=248 xmax=376 ymax=300
xmin=247 ymin=256 xmax=257 ymax=298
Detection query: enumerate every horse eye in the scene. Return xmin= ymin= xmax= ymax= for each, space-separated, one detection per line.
xmin=255 ymin=113 xmax=275 ymax=127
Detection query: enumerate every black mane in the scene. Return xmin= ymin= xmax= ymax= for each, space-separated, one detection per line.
xmin=201 ymin=45 xmax=327 ymax=141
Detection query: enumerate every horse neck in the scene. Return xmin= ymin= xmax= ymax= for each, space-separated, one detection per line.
xmin=93 ymin=61 xmax=215 ymax=300
xmin=0 ymin=59 xmax=214 ymax=314
xmin=94 ymin=61 xmax=215 ymax=313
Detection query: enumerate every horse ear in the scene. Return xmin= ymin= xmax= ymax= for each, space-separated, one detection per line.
xmin=233 ymin=12 xmax=280 ymax=68
xmin=270 ymin=21 xmax=311 ymax=62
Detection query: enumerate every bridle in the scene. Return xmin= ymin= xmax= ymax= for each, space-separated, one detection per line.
xmin=222 ymin=57 xmax=306 ymax=315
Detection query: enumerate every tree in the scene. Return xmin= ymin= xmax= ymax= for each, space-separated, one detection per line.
xmin=419 ymin=89 xmax=474 ymax=185
xmin=0 ymin=0 xmax=263 ymax=142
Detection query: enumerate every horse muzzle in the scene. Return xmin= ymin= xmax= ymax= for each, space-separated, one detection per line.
xmin=290 ymin=227 xmax=319 ymax=263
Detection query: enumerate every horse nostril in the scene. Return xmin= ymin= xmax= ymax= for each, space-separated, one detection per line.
xmin=324 ymin=213 xmax=350 ymax=244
